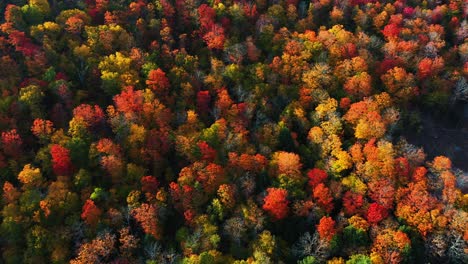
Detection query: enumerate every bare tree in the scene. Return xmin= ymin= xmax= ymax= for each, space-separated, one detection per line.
xmin=292 ymin=232 xmax=330 ymax=262
xmin=448 ymin=234 xmax=468 ymax=263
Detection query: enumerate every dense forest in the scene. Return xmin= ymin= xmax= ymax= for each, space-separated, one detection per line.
xmin=0 ymin=0 xmax=467 ymax=263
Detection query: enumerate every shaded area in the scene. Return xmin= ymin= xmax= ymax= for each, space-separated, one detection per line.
xmin=402 ymin=102 xmax=468 ymax=192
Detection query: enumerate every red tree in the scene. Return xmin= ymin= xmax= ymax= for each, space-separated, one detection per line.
xmin=114 ymin=86 xmax=144 ymax=114
xmin=50 ymin=144 xmax=73 ymax=176
xmin=343 ymin=191 xmax=364 ymax=215
xmin=160 ymin=0 xmax=175 ymax=21
xmin=417 ymin=57 xmax=444 ymax=79
xmin=382 ymin=23 xmax=401 ymax=40
xmin=73 ymin=104 xmax=105 ymax=128
xmin=366 ymin=202 xmax=389 ymax=225
xmin=141 ymin=176 xmax=159 ymax=194
xmin=145 ymin=128 xmax=171 ymax=162
xmin=8 ymin=30 xmax=39 ymax=57
xmin=1 ymin=129 xmax=22 ymax=158
xmin=198 ymin=4 xmax=215 ymax=32
xmin=418 ymin=58 xmax=433 ymax=79
xmin=203 ymin=24 xmax=225 ymax=50
xmin=169 ymin=182 xmax=195 ymax=216
xmin=197 ymin=141 xmax=216 ymax=161
xmin=196 ymin=90 xmax=210 ymax=115
xmin=412 ymin=166 xmax=427 ymax=182
xmin=263 ymin=188 xmax=289 ymax=221
xmin=340 ymin=97 xmax=351 ymax=109
xmin=197 ymin=163 xmax=225 ymax=194
xmin=313 ymin=183 xmax=334 ymax=213
xmin=376 ymin=58 xmax=402 ymax=76
xmin=146 ymin=69 xmax=170 ymax=96
xmin=317 ymin=216 xmax=336 ymax=241
xmin=81 ymin=199 xmax=102 ymax=226
xmin=307 ymin=168 xmax=328 ymax=189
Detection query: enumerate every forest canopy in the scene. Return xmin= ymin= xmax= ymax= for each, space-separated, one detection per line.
xmin=0 ymin=0 xmax=467 ymax=263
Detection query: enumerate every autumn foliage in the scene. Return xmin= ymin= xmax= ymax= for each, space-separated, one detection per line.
xmin=146 ymin=68 xmax=170 ymax=96
xmin=131 ymin=203 xmax=162 ymax=240
xmin=317 ymin=216 xmax=336 ymax=241
xmin=0 ymin=0 xmax=466 ymax=263
xmin=50 ymin=144 xmax=73 ymax=176
xmin=263 ymin=188 xmax=289 ymax=221
xmin=81 ymin=199 xmax=102 ymax=226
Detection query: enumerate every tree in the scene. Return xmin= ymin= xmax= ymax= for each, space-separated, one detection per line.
xmin=4 ymin=4 xmax=26 ymax=29
xmin=354 ymin=111 xmax=386 ymax=140
xmin=441 ymin=171 xmax=460 ymax=205
xmin=228 ymin=152 xmax=267 ymax=173
xmin=395 ymin=181 xmax=441 ymax=236
xmin=8 ymin=30 xmax=40 ymax=57
xmin=146 ymin=68 xmax=170 ymax=97
xmin=381 ymin=67 xmax=417 ymax=101
xmin=65 ymin=15 xmax=86 ymax=34
xmin=368 ymin=178 xmax=395 ymax=209
xmin=252 ymin=230 xmax=276 ymax=261
xmin=3 ymin=182 xmax=20 ymax=203
xmin=343 ymin=191 xmax=364 ymax=216
xmin=371 ymin=229 xmax=411 ymax=264
xmin=81 ymin=199 xmax=102 ymax=226
xmin=31 ymin=119 xmax=54 ymax=142
xmin=346 ymin=254 xmax=371 ymax=264
xmin=292 ymin=232 xmax=329 ymax=262
xmin=70 ymin=232 xmax=115 ymax=264
xmin=217 ymin=184 xmax=236 ymax=209
xmin=197 ymin=90 xmax=211 ymax=115
xmin=19 ymin=84 xmax=44 ymax=118
xmin=307 ymin=168 xmax=328 ymax=189
xmin=313 ymin=183 xmax=334 ymax=213
xmin=197 ymin=141 xmax=217 ymax=162
xmin=95 ymin=138 xmax=121 ymax=156
xmin=417 ymin=57 xmax=444 ymax=80
xmin=18 ymin=164 xmax=43 ymax=187
xmin=344 ymin=72 xmax=372 ymax=98
xmin=72 ymin=104 xmax=105 ymax=129
xmin=430 ymin=156 xmax=452 ymax=172
xmin=98 ymin=52 xmax=139 ymax=95
xmin=366 ymin=203 xmax=388 ymax=225
xmin=50 ymin=144 xmax=73 ymax=176
xmin=41 ymin=177 xmax=79 ymax=219
xmin=1 ymin=129 xmax=22 ymax=158
xmin=214 ymin=88 xmax=233 ymax=118
xmin=382 ymin=23 xmax=401 ymax=40
xmin=179 ymin=215 xmax=220 ymax=254
xmin=198 ymin=4 xmax=215 ymax=32
xmin=317 ymin=216 xmax=336 ymax=242
xmin=246 ymin=36 xmax=260 ymax=61
xmin=271 ymin=151 xmax=302 ymax=178
xmin=263 ymin=188 xmax=289 ymax=221
xmin=394 ymin=157 xmax=410 ymax=183
xmin=132 ymin=203 xmax=162 ymax=239
xmin=100 ymin=155 xmax=124 ymax=181
xmin=178 ymin=162 xmax=226 ymax=195
xmin=119 ymin=227 xmax=139 ymax=258
xmin=203 ymin=24 xmax=226 ymax=50
xmin=141 ymin=176 xmax=159 ymax=194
